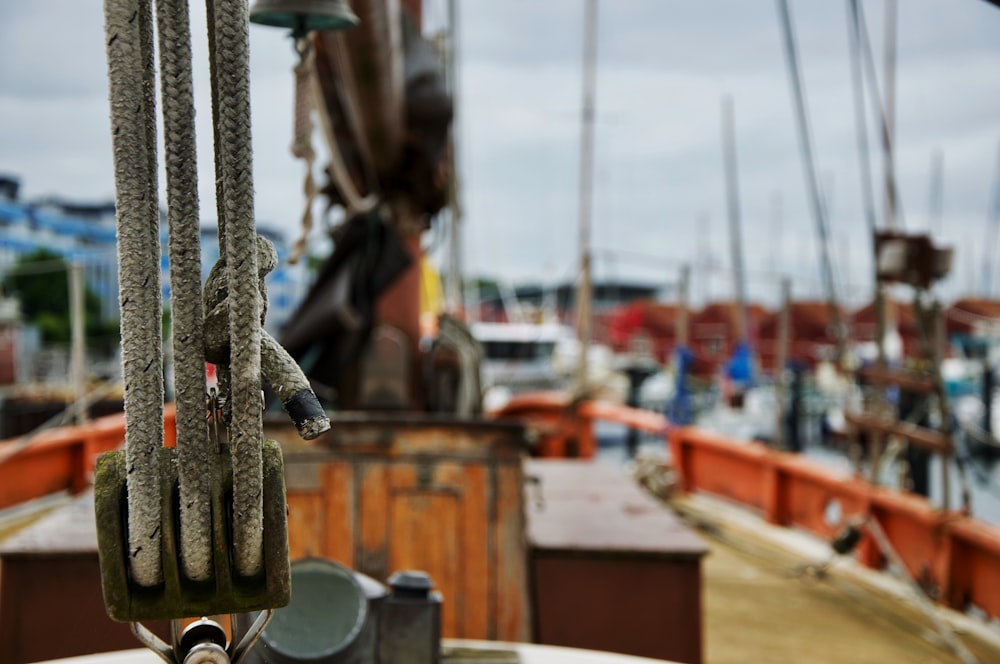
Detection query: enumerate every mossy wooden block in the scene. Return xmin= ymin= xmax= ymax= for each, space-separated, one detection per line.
xmin=94 ymin=441 xmax=291 ymax=622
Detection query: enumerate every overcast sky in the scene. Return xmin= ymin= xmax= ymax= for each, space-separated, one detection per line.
xmin=2 ymin=1 xmax=999 ymax=308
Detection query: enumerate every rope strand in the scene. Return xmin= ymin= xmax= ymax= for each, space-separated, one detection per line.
xmin=288 ymin=46 xmax=318 ymax=265
xmin=104 ymin=0 xmax=165 ymax=588
xmin=209 ymin=0 xmax=264 ymax=578
xmin=154 ymin=0 xmax=212 ymax=582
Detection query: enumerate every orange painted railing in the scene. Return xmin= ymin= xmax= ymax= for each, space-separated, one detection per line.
xmin=670 ymin=425 xmax=1000 ymax=621
xmin=10 ymin=390 xmax=997 ymax=624
xmin=0 ymin=405 xmax=177 ymax=511
xmin=491 ymin=392 xmax=1000 ymax=623
xmin=491 ymin=391 xmax=668 ymax=459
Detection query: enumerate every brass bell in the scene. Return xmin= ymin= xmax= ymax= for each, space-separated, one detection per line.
xmin=249 ymin=0 xmax=360 ymax=36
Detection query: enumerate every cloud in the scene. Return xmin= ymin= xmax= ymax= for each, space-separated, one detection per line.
xmin=2 ymin=0 xmax=999 ymax=311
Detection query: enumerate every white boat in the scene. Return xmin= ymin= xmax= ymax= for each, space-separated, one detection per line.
xmin=471 ymin=320 xmax=576 ymax=410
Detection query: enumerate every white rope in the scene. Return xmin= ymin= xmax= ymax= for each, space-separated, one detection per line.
xmin=154 ymin=0 xmax=212 ymax=582
xmin=209 ymin=0 xmax=264 ymax=578
xmin=288 ymin=45 xmax=319 ymax=265
xmin=103 ymin=0 xmax=165 ymax=588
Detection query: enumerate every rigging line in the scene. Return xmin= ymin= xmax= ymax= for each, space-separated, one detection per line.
xmin=774 ymin=0 xmax=846 ymax=365
xmin=954 ymin=436 xmax=1000 ymax=507
xmin=945 ymin=305 xmax=1000 ymax=326
xmin=103 ymin=0 xmax=165 ymax=588
xmin=986 ymin=143 xmax=1000 ymax=297
xmin=204 ymin=0 xmax=233 ymax=460
xmin=865 ymin=516 xmax=981 ymax=664
xmin=845 ymin=0 xmax=878 ymax=236
xmin=852 ymin=0 xmax=908 ymax=231
xmin=664 ymin=490 xmax=981 ymax=658
xmin=0 ymin=378 xmax=123 ymax=466
xmin=928 ymin=150 xmax=944 ymax=236
xmin=959 ymin=418 xmax=1000 ymax=452
xmin=210 ymin=0 xmax=265 ymax=579
xmin=154 ymin=0 xmax=212 ymax=583
xmin=882 ymin=0 xmax=898 ymax=232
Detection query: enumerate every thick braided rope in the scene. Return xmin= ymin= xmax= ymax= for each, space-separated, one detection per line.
xmin=154 ymin=0 xmax=212 ymax=582
xmin=210 ymin=0 xmax=264 ymax=578
xmin=104 ymin=0 xmax=164 ymax=588
xmin=204 ymin=3 xmax=233 ymax=427
xmin=288 ymin=50 xmax=317 ymax=265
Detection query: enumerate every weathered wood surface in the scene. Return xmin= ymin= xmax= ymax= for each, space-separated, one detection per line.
xmin=525 ymin=459 xmax=707 ymax=664
xmin=272 ymin=414 xmax=531 ymax=642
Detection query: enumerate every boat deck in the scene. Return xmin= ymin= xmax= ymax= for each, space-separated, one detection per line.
xmin=675 ymin=491 xmax=1000 ymax=663
xmin=5 ymin=459 xmax=1000 ymax=663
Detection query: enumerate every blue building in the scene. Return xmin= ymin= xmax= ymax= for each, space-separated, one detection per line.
xmin=0 ymin=175 xmax=311 ymax=336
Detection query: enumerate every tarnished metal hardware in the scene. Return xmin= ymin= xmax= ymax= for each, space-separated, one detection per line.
xmin=94 ymin=442 xmax=291 ymax=621
xmin=179 ymin=618 xmax=229 ymax=664
xmin=380 ymin=570 xmax=442 ymax=664
xmin=130 ymin=612 xmax=273 ymax=664
xmin=250 ymin=557 xmax=372 ymax=664
xmin=243 ymin=559 xmax=442 ymax=664
xmin=831 ymin=521 xmax=865 ymax=556
xmin=249 ymin=0 xmax=359 ymax=36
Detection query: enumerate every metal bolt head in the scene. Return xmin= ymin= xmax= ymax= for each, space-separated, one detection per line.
xmin=179 ymin=619 xmax=228 ymax=663
xmin=183 ymin=643 xmax=230 ymax=664
xmin=388 ymin=570 xmax=434 ymax=597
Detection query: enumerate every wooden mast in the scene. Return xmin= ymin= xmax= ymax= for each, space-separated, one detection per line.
xmin=720 ymin=95 xmax=749 ymax=348
xmin=775 ymin=0 xmax=845 ymax=367
xmin=575 ymin=0 xmax=598 ymax=392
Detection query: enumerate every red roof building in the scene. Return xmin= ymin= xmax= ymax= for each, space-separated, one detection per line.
xmin=849 ymin=297 xmax=920 ymax=358
xmin=689 ymin=301 xmax=769 ymax=378
xmin=756 ymin=300 xmax=843 ymax=373
xmin=606 ymin=300 xmax=686 ymax=364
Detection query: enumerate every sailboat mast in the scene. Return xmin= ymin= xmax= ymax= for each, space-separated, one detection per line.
xmin=775 ymin=0 xmax=845 ymax=365
xmin=444 ymin=0 xmax=464 ymax=316
xmin=987 ymin=143 xmax=1000 ymax=296
xmin=721 ymin=95 xmax=749 ymax=345
xmin=846 ymin=0 xmax=878 ymax=236
xmin=575 ymin=0 xmax=598 ymax=389
xmin=928 ymin=148 xmax=943 ymax=236
xmin=882 ymin=0 xmax=898 ymax=231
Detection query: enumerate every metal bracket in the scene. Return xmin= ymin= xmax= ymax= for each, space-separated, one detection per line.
xmin=131 ymin=611 xmax=273 ymax=664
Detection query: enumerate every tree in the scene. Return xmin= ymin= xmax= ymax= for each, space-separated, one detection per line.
xmin=1 ymin=248 xmax=119 ymax=345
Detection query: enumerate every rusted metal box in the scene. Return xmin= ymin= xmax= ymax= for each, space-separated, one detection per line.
xmin=268 ymin=413 xmax=532 ymax=643
xmin=525 ymin=459 xmax=708 ymax=664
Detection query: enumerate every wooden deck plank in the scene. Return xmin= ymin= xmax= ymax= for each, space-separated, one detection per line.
xmin=671 ymin=492 xmax=1000 ymax=664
